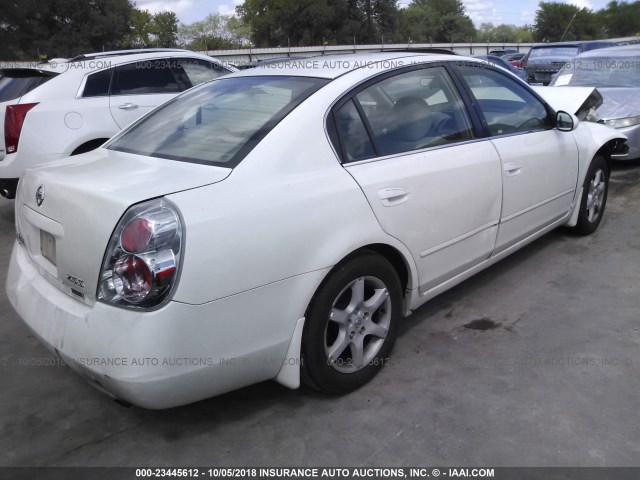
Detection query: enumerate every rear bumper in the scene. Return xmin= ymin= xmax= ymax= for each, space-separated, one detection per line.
xmin=6 ymin=242 xmax=313 ymax=409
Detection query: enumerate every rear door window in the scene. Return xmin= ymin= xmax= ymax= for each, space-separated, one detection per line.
xmin=110 ymin=60 xmax=181 ymax=95
xmin=333 ymin=66 xmax=475 ymax=160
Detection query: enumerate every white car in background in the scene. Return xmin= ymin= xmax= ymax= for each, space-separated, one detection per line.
xmin=0 ymin=49 xmax=234 ymax=198
xmin=7 ymin=53 xmax=627 ymax=409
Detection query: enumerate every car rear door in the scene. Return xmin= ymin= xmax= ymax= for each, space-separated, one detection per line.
xmin=333 ymin=65 xmax=502 ymax=293
xmin=454 ymin=64 xmax=579 ymax=252
xmin=109 ymin=57 xmax=232 ymax=130
xmin=109 ymin=58 xmax=182 ymax=129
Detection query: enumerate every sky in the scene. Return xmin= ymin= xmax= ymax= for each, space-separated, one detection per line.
xmin=133 ymin=0 xmax=612 ymax=28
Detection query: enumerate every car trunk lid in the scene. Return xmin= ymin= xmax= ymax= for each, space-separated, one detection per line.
xmin=15 ymin=148 xmax=231 ymax=304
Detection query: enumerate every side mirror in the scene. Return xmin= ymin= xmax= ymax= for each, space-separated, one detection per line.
xmin=556 ymin=110 xmax=578 ymax=132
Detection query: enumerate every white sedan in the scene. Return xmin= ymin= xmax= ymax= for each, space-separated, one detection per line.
xmin=7 ymin=53 xmax=627 ymax=409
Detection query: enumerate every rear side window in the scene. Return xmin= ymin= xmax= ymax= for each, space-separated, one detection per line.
xmin=82 ymin=68 xmax=113 ymax=97
xmin=0 ymin=70 xmax=57 ymax=102
xmin=333 ymin=66 xmax=474 ymax=161
xmin=108 ymin=76 xmax=329 ymax=167
xmin=334 ymin=100 xmax=376 ymax=162
xmin=111 ymin=60 xmax=180 ymax=95
xmin=528 ymin=47 xmax=579 ymax=60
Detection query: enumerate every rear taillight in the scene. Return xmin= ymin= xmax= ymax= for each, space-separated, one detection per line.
xmin=98 ymin=199 xmax=183 ymax=309
xmin=5 ymin=103 xmax=38 ymax=154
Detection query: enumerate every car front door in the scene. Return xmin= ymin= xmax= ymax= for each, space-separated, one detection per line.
xmin=332 ymin=66 xmax=503 ymax=293
xmin=454 ymin=64 xmax=579 ymax=253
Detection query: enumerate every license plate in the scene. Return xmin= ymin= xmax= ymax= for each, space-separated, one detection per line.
xmin=40 ymin=230 xmax=57 ymax=266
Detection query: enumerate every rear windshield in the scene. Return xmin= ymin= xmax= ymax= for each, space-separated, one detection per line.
xmin=0 ymin=70 xmax=57 ymax=102
xmin=108 ymin=75 xmax=329 ymax=167
xmin=552 ymin=57 xmax=640 ymax=87
xmin=529 ymin=47 xmax=579 ymax=60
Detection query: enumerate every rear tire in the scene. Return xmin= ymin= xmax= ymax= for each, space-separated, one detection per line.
xmin=572 ymin=154 xmax=609 ymax=236
xmin=301 ymin=253 xmax=402 ymax=394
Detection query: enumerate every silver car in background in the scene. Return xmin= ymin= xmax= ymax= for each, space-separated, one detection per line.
xmin=550 ymin=44 xmax=640 ymax=160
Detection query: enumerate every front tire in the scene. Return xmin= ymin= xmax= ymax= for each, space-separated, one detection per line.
xmin=572 ymin=154 xmax=609 ymax=236
xmin=301 ymin=253 xmax=402 ymax=394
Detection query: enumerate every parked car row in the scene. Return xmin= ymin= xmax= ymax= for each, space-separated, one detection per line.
xmin=4 ymin=50 xmax=629 ymax=408
xmin=0 ymin=48 xmax=235 ymax=198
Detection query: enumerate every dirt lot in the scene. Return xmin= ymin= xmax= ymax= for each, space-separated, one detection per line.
xmin=1 ymin=162 xmax=639 ymax=467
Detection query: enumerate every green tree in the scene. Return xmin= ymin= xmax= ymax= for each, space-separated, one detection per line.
xmin=402 ymin=0 xmax=476 ymax=43
xmin=178 ymin=14 xmax=250 ymax=50
xmin=599 ymin=1 xmax=640 ymax=37
xmin=515 ymin=25 xmax=535 ymax=43
xmin=151 ymin=11 xmax=179 ymax=47
xmin=122 ymin=9 xmax=154 ymax=48
xmin=237 ymin=0 xmax=399 ymax=47
xmin=8 ymin=0 xmax=135 ymax=58
xmin=534 ymin=2 xmax=600 ymax=42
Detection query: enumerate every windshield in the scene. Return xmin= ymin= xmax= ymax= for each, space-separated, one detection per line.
xmin=108 ymin=76 xmax=329 ymax=167
xmin=529 ymin=47 xmax=579 ymax=60
xmin=0 ymin=70 xmax=56 ymax=102
xmin=551 ymin=57 xmax=640 ymax=87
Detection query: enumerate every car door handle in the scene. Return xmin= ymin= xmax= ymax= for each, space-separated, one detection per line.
xmin=503 ymin=162 xmax=522 ymax=176
xmin=377 ymin=188 xmax=409 ymax=207
xmin=118 ymin=103 xmax=139 ymax=110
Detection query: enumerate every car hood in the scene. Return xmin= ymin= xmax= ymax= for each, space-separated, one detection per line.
xmin=531 ymin=86 xmax=603 ymax=119
xmin=15 ymin=148 xmax=231 ymax=304
xmin=593 ymin=87 xmax=640 ymax=121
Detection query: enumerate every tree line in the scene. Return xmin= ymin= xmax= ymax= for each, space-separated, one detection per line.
xmin=1 ymin=0 xmax=638 ymax=60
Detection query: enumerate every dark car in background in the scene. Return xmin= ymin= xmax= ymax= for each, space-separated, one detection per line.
xmin=549 ymin=44 xmax=640 ymax=160
xmin=502 ymin=52 xmax=526 ymax=64
xmin=488 ymin=48 xmax=518 ymax=56
xmin=525 ymin=41 xmax=618 ymax=85
xmin=474 ymin=55 xmax=528 ymax=82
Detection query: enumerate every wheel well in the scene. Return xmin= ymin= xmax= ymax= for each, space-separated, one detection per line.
xmin=71 ymin=138 xmax=109 ymax=156
xmin=596 ymin=138 xmax=627 ymax=170
xmin=341 ymin=244 xmax=410 ymax=293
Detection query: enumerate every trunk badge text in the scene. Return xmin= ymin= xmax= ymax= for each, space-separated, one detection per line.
xmin=35 ymin=185 xmax=45 ymax=207
xmin=66 ymin=274 xmax=85 ymax=289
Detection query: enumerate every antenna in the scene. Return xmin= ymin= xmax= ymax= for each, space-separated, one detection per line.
xmin=560 ymin=12 xmax=578 ymax=41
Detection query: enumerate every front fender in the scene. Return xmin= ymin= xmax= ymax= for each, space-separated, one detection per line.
xmin=565 ymin=122 xmax=627 ymax=227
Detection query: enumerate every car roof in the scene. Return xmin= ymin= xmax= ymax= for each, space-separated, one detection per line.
xmin=1 ymin=49 xmax=220 ymax=76
xmin=530 ymin=41 xmax=616 ymax=48
xmin=230 ymin=52 xmax=474 ymax=79
xmin=577 ymin=43 xmax=640 ymax=58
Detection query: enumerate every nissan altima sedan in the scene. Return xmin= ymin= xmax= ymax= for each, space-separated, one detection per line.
xmin=7 ymin=53 xmax=627 ymax=409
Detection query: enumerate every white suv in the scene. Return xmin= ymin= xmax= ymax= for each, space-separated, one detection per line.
xmin=0 ymin=49 xmax=234 ymax=198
